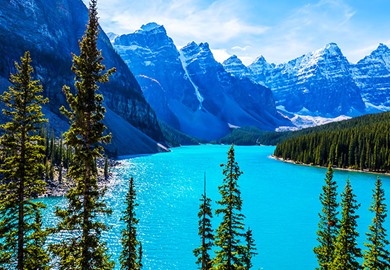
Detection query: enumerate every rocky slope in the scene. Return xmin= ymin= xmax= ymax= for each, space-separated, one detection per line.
xmin=225 ymin=43 xmax=366 ymax=117
xmin=352 ymin=43 xmax=390 ymax=112
xmin=224 ymin=43 xmax=390 ymax=123
xmin=0 ymin=0 xmax=164 ymax=155
xmin=112 ymin=23 xmax=291 ymax=140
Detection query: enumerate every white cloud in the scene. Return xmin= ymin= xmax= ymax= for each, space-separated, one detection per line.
xmin=347 ymin=40 xmax=390 ymax=63
xmin=257 ymin=0 xmax=359 ymax=63
xmin=211 ymin=49 xmax=231 ymax=64
xmin=87 ymin=0 xmax=390 ymax=66
xmin=93 ymin=0 xmax=268 ymax=42
xmin=231 ymin=45 xmax=251 ymax=52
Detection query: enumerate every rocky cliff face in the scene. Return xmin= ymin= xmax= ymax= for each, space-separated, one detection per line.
xmin=244 ymin=43 xmax=366 ymax=116
xmin=352 ymin=43 xmax=390 ymax=111
xmin=112 ymin=24 xmax=291 ymax=140
xmin=0 ymin=0 xmax=164 ymax=154
xmin=112 ymin=23 xmax=200 ymax=131
xmin=222 ymin=55 xmax=250 ymax=79
xmin=226 ymin=43 xmax=390 ymax=122
xmin=180 ymin=42 xmax=290 ymax=132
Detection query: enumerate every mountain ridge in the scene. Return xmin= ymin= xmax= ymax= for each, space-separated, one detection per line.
xmin=0 ymin=0 xmax=165 ymax=155
xmin=224 ymin=42 xmax=390 ymax=122
xmin=112 ymin=22 xmax=291 ymax=140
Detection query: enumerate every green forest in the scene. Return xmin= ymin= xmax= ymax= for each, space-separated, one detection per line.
xmin=274 ymin=112 xmax=390 ymax=172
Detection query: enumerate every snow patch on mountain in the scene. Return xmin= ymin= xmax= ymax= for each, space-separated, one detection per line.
xmin=179 ymin=51 xmax=204 ymax=109
xmin=276 ymin=114 xmax=351 ymax=131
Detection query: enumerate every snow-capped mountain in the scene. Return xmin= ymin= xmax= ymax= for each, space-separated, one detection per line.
xmin=222 ymin=55 xmax=250 ymax=79
xmin=225 ymin=43 xmax=390 ymax=122
xmin=245 ymin=43 xmax=365 ymax=117
xmin=352 ymin=43 xmax=390 ymax=111
xmin=0 ymin=0 xmax=164 ymax=154
xmin=112 ymin=23 xmax=291 ymax=140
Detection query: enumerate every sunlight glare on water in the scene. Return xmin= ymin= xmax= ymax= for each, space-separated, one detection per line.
xmin=41 ymin=145 xmax=390 ymax=269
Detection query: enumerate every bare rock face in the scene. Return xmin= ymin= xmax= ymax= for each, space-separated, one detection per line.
xmin=237 ymin=43 xmax=365 ymax=117
xmin=352 ymin=43 xmax=390 ymax=112
xmin=225 ymin=43 xmax=390 ymax=120
xmin=0 ymin=0 xmax=164 ymax=155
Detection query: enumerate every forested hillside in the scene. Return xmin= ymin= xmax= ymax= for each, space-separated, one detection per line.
xmin=274 ymin=112 xmax=390 ymax=172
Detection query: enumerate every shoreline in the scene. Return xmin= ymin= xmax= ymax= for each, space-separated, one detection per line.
xmin=270 ymin=155 xmax=390 ymax=177
xmin=41 ymin=158 xmax=121 ymax=198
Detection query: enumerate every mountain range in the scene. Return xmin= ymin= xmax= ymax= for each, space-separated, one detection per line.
xmin=111 ymin=23 xmax=290 ymax=140
xmin=0 ymin=0 xmax=166 ymax=155
xmin=223 ymin=42 xmax=390 ymax=120
xmin=111 ymin=23 xmax=390 ymax=134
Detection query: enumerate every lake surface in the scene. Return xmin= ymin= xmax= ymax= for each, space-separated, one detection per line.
xmin=41 ymin=145 xmax=390 ymax=269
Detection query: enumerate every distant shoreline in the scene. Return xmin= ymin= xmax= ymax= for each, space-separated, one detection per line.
xmin=270 ymin=155 xmax=390 ymax=177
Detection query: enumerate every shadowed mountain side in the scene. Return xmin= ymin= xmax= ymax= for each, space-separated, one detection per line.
xmin=0 ymin=0 xmax=165 ymax=154
xmin=104 ymin=107 xmax=166 ymax=156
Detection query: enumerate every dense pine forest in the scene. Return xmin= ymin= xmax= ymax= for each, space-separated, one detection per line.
xmin=274 ymin=112 xmax=390 ymax=172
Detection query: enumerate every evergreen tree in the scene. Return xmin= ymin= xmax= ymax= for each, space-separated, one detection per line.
xmin=50 ymin=0 xmax=115 ymax=269
xmin=314 ymin=165 xmax=339 ymax=270
xmin=138 ymin=243 xmax=143 ymax=269
xmin=58 ymin=135 xmax=63 ymax=184
xmin=25 ymin=204 xmax=51 ymax=270
xmin=120 ymin=177 xmax=142 ymax=270
xmin=331 ymin=179 xmax=362 ymax=270
xmin=362 ymin=177 xmax=390 ymax=269
xmin=243 ymin=228 xmax=257 ymax=270
xmin=194 ymin=174 xmax=214 ymax=270
xmin=104 ymin=155 xmax=109 ymax=181
xmin=213 ymin=145 xmax=247 ymax=269
xmin=0 ymin=51 xmax=49 ymax=270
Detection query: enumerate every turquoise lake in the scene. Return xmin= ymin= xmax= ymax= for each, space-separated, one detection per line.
xmin=41 ymin=145 xmax=390 ymax=269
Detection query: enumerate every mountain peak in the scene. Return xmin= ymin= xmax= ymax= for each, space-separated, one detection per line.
xmin=182 ymin=42 xmax=212 ymax=57
xmin=138 ymin=22 xmax=166 ymax=34
xmin=140 ymin=22 xmax=161 ymax=31
xmin=374 ymin=43 xmax=390 ymax=54
xmin=222 ymin=55 xmax=249 ymax=78
xmin=326 ymin=42 xmax=339 ymax=48
xmin=184 ymin=41 xmax=199 ymax=49
xmin=223 ymin=55 xmax=244 ymax=66
xmin=199 ymin=42 xmax=210 ymax=50
xmin=356 ymin=43 xmax=390 ymax=67
xmin=252 ymin=55 xmax=268 ymax=65
xmin=224 ymin=54 xmax=239 ymax=61
xmin=322 ymin=42 xmax=342 ymax=56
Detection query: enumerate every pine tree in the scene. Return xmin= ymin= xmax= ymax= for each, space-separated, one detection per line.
xmin=243 ymin=228 xmax=257 ymax=270
xmin=104 ymin=155 xmax=109 ymax=181
xmin=331 ymin=179 xmax=362 ymax=270
xmin=213 ymin=145 xmax=247 ymax=269
xmin=194 ymin=173 xmax=214 ymax=270
xmin=24 ymin=203 xmax=51 ymax=270
xmin=362 ymin=177 xmax=390 ymax=269
xmin=50 ymin=0 xmax=115 ymax=269
xmin=120 ymin=177 xmax=142 ymax=270
xmin=138 ymin=243 xmax=143 ymax=269
xmin=314 ymin=165 xmax=339 ymax=270
xmin=0 ymin=51 xmax=49 ymax=269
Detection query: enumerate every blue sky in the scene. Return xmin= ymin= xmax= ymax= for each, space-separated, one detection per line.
xmin=83 ymin=0 xmax=390 ymax=65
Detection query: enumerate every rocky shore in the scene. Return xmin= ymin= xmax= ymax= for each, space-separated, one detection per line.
xmin=42 ymin=158 xmax=120 ymax=197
